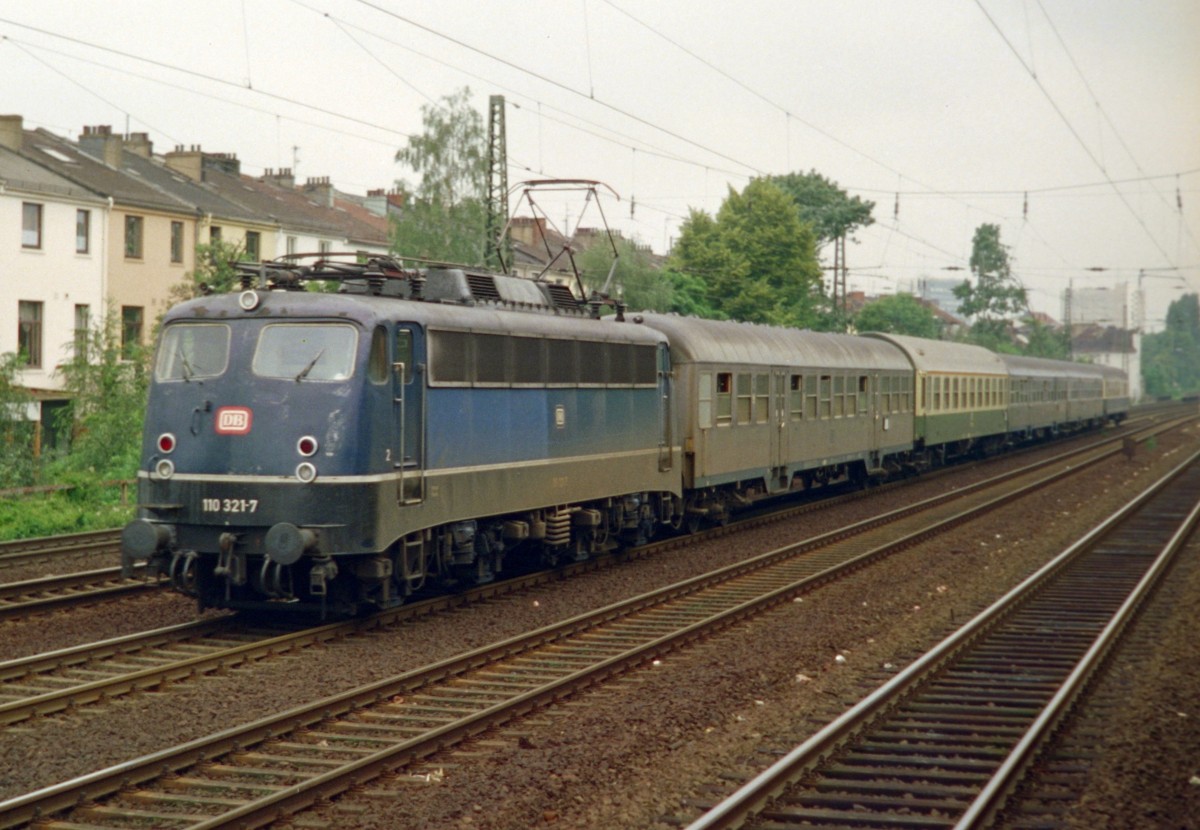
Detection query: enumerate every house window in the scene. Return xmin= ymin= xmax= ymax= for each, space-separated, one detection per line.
xmin=170 ymin=221 xmax=184 ymax=263
xmin=18 ymin=301 xmax=43 ymax=367
xmin=75 ymin=209 xmax=90 ymax=253
xmin=22 ymin=203 xmax=43 ymax=249
xmin=318 ymin=240 xmax=331 ymax=254
xmin=210 ymin=226 xmax=222 ymax=243
xmin=74 ymin=304 xmax=90 ymax=360
xmin=124 ymin=215 xmax=144 ymax=258
xmin=121 ymin=306 xmax=144 ymax=359
xmin=286 ymin=236 xmax=297 ymax=255
xmin=245 ymin=231 xmax=261 ymax=262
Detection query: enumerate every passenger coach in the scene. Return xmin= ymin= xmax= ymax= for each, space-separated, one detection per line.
xmin=635 ymin=314 xmax=915 ymax=524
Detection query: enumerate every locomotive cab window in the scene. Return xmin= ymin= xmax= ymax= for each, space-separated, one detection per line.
xmin=155 ymin=323 xmax=231 ymax=382
xmin=253 ymin=323 xmax=358 ymax=381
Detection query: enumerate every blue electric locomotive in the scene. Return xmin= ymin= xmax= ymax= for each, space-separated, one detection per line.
xmin=122 ymin=259 xmax=681 ymax=615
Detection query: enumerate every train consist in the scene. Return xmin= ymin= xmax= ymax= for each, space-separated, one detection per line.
xmin=121 ymin=257 xmax=1129 ymax=615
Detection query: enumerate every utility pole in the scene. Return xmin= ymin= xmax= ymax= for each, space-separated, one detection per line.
xmin=486 ymin=95 xmax=509 ymax=271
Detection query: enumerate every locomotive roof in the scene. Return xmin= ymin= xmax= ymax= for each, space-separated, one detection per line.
xmin=631 ymin=314 xmax=911 ymax=371
xmin=863 ymin=332 xmax=1008 ymax=376
xmin=160 ymin=289 xmax=668 ymax=345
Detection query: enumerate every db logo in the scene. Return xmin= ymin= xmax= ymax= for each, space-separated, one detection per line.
xmin=215 ymin=407 xmax=253 ymax=435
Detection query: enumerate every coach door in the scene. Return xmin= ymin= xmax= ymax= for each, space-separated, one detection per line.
xmin=393 ymin=326 xmax=424 ymax=504
xmin=771 ymin=368 xmax=789 ymax=488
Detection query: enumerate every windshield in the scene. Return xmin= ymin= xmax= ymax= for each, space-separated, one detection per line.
xmin=155 ymin=323 xmax=231 ymax=382
xmin=253 ymin=323 xmax=358 ymax=382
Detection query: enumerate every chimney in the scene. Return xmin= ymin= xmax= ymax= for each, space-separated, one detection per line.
xmin=125 ymin=132 xmax=153 ymax=158
xmin=79 ymin=124 xmax=123 ymax=169
xmin=0 ymin=115 xmax=22 ymax=152
xmin=262 ymin=167 xmax=295 ymax=189
xmin=364 ymin=188 xmax=387 ymax=217
xmin=304 ymin=175 xmax=334 ymax=208
xmin=165 ymin=145 xmax=204 ymax=181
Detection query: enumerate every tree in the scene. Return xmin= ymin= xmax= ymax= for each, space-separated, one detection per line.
xmin=953 ymin=223 xmax=1028 ymax=349
xmin=52 ymin=312 xmax=150 ymax=481
xmin=1142 ymin=293 xmax=1200 ymax=399
xmin=0 ymin=354 xmax=38 ymax=488
xmin=1022 ymin=318 xmax=1070 ymax=359
xmin=671 ymin=178 xmax=824 ymax=328
xmin=392 ymin=88 xmax=489 ymax=265
xmin=768 ymin=170 xmax=875 ymax=248
xmin=577 ymin=237 xmax=673 ymax=313
xmin=168 ymin=239 xmax=249 ymax=306
xmin=854 ymin=293 xmax=940 ymax=338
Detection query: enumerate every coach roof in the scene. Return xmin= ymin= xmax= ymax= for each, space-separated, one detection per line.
xmin=864 ymin=332 xmax=1008 ymax=376
xmin=632 ymin=314 xmax=911 ymax=371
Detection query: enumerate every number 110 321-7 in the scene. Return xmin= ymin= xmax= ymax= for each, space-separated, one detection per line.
xmin=201 ymin=498 xmax=259 ymax=513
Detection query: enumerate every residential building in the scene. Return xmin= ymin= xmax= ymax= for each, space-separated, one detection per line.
xmin=0 ymin=128 xmax=108 ymax=444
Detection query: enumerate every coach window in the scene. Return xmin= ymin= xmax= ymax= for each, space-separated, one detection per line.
xmin=699 ymin=372 xmax=714 ymax=429
xmin=804 ymin=375 xmax=818 ymax=419
xmin=832 ymin=375 xmax=844 ymax=417
xmin=754 ymin=374 xmax=769 ymax=423
xmin=819 ymin=375 xmax=832 ymax=419
xmin=735 ymin=374 xmax=752 ymax=424
xmin=790 ymin=375 xmax=803 ymax=420
xmin=858 ymin=376 xmax=869 ymax=415
xmin=716 ymin=373 xmax=733 ymax=426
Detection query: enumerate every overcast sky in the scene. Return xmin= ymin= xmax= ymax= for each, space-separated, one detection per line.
xmin=2 ymin=0 xmax=1197 ymax=326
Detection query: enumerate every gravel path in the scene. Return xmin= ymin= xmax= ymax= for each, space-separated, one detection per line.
xmin=0 ymin=425 xmax=1196 ymax=829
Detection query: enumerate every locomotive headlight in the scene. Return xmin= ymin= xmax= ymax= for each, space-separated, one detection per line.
xmin=157 ymin=433 xmax=176 ymax=453
xmin=295 ymin=462 xmax=317 ymax=483
xmin=297 ymin=435 xmax=319 ymax=457
xmin=238 ymin=290 xmax=261 ymax=311
xmin=155 ymin=459 xmax=175 ymax=479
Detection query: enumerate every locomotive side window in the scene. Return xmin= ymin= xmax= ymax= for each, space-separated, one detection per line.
xmin=475 ymin=334 xmax=509 ymax=383
xmin=513 ymin=337 xmax=544 ymax=384
xmin=431 ymin=330 xmax=470 ymax=383
xmin=368 ymin=326 xmax=388 ymax=384
xmin=548 ymin=340 xmax=578 ymax=384
xmin=429 ymin=329 xmax=658 ymax=388
xmin=253 ymin=323 xmax=357 ymax=381
xmin=155 ymin=323 xmax=231 ymax=382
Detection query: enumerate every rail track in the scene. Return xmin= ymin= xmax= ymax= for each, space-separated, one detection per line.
xmin=0 ymin=530 xmax=121 ymax=569
xmin=685 ymin=450 xmax=1200 ymax=830
xmin=0 ymin=566 xmax=161 ymax=621
xmin=0 ymin=415 xmax=1182 ymax=731
xmin=0 ymin=417 xmax=1189 ymax=829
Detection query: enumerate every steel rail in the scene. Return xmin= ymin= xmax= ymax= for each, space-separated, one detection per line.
xmin=685 ymin=449 xmax=1200 ymax=830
